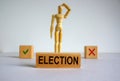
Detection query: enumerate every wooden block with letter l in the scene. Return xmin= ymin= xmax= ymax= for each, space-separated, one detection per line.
xmin=84 ymin=46 xmax=98 ymax=59
xmin=19 ymin=45 xmax=34 ymax=59
xmin=36 ymin=52 xmax=81 ymax=68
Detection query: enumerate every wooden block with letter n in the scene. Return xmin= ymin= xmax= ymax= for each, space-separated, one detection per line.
xmin=36 ymin=52 xmax=81 ymax=68
xmin=85 ymin=46 xmax=98 ymax=59
xmin=19 ymin=45 xmax=34 ymax=59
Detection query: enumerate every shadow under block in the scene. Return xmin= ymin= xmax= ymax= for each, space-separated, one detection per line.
xmin=19 ymin=45 xmax=34 ymax=59
xmin=85 ymin=46 xmax=98 ymax=59
xmin=36 ymin=52 xmax=81 ymax=68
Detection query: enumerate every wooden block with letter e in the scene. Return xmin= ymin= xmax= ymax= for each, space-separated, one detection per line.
xmin=19 ymin=45 xmax=34 ymax=59
xmin=36 ymin=52 xmax=81 ymax=68
xmin=85 ymin=46 xmax=98 ymax=59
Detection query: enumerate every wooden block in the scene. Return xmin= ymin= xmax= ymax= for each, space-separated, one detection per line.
xmin=36 ymin=52 xmax=81 ymax=68
xmin=19 ymin=45 xmax=34 ymax=59
xmin=85 ymin=46 xmax=98 ymax=59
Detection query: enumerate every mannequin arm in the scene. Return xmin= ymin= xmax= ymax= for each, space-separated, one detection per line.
xmin=62 ymin=3 xmax=71 ymax=18
xmin=50 ymin=15 xmax=55 ymax=38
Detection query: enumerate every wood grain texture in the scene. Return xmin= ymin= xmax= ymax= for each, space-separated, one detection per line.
xmin=36 ymin=52 xmax=81 ymax=68
xmin=19 ymin=45 xmax=34 ymax=59
xmin=85 ymin=46 xmax=98 ymax=59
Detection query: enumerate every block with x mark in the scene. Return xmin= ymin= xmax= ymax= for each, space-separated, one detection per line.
xmin=84 ymin=46 xmax=98 ymax=59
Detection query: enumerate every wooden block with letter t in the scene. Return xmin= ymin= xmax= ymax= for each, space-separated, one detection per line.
xmin=19 ymin=45 xmax=34 ymax=59
xmin=85 ymin=46 xmax=98 ymax=59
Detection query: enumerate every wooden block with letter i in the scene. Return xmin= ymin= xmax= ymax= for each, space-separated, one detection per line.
xmin=85 ymin=46 xmax=98 ymax=59
xmin=19 ymin=45 xmax=34 ymax=59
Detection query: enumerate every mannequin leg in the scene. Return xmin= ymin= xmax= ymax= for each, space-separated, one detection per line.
xmin=58 ymin=31 xmax=62 ymax=53
xmin=55 ymin=31 xmax=59 ymax=53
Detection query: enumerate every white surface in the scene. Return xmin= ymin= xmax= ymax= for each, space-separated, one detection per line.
xmin=0 ymin=53 xmax=120 ymax=81
xmin=0 ymin=0 xmax=120 ymax=53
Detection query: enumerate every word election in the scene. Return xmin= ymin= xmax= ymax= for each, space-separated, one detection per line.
xmin=36 ymin=53 xmax=81 ymax=68
xmin=39 ymin=56 xmax=78 ymax=65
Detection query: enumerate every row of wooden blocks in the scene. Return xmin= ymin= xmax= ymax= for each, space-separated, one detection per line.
xmin=19 ymin=45 xmax=98 ymax=68
xmin=19 ymin=45 xmax=98 ymax=59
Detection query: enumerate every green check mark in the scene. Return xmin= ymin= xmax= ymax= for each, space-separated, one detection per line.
xmin=23 ymin=49 xmax=29 ymax=55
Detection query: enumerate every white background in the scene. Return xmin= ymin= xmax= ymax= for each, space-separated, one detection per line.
xmin=0 ymin=0 xmax=120 ymax=53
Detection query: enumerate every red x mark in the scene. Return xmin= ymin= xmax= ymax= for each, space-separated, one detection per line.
xmin=89 ymin=48 xmax=95 ymax=56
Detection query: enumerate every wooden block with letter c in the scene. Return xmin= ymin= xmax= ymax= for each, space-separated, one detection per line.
xmin=36 ymin=52 xmax=81 ymax=68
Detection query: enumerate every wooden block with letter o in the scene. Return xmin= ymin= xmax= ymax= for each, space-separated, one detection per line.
xmin=85 ymin=46 xmax=98 ymax=59
xmin=36 ymin=52 xmax=81 ymax=68
xmin=19 ymin=45 xmax=34 ymax=59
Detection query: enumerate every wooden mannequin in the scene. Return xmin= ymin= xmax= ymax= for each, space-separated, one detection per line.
xmin=50 ymin=3 xmax=71 ymax=53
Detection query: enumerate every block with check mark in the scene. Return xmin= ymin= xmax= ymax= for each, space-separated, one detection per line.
xmin=84 ymin=46 xmax=98 ymax=59
xmin=19 ymin=45 xmax=34 ymax=59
